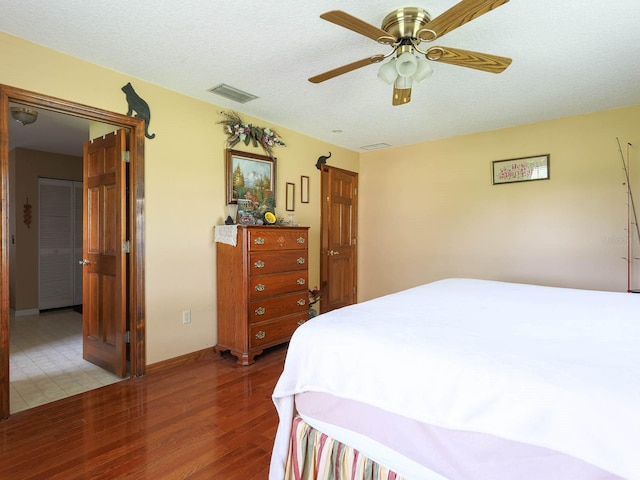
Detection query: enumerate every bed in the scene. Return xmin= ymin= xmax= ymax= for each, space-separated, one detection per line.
xmin=269 ymin=278 xmax=640 ymax=480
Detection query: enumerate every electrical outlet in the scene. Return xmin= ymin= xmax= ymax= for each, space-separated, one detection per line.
xmin=182 ymin=310 xmax=191 ymax=325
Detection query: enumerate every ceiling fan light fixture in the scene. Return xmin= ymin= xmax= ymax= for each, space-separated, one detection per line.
xmin=377 ymin=58 xmax=398 ymax=84
xmin=396 ymin=51 xmax=418 ymax=77
xmin=412 ymin=57 xmax=433 ymax=83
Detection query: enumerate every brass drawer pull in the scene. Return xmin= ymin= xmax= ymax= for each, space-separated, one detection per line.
xmin=296 ymin=237 xmax=306 ymax=244
xmin=297 ymin=299 xmax=306 ymax=306
xmin=254 ymin=260 xmax=265 ymax=268
xmin=296 ymin=257 xmax=305 ymax=265
xmin=254 ymin=237 xmax=265 ymax=245
xmin=297 ymin=320 xmax=305 ymax=326
xmin=255 ymin=331 xmax=266 ymax=340
xmin=255 ymin=307 xmax=266 ymax=315
xmin=297 ymin=278 xmax=306 ymax=286
xmin=255 ymin=284 xmax=265 ymax=292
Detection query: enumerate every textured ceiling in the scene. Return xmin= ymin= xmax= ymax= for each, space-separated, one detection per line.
xmin=3 ymin=0 xmax=640 ymax=154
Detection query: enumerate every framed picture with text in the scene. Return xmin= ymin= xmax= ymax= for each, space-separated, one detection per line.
xmin=492 ymin=154 xmax=550 ymax=185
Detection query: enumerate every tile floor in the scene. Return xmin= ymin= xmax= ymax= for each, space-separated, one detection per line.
xmin=9 ymin=308 xmax=125 ymax=414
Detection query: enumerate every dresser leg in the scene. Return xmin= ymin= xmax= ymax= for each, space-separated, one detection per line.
xmin=232 ymin=350 xmax=263 ymax=366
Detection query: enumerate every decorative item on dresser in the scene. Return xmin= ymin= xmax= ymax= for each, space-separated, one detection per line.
xmin=215 ymin=225 xmax=310 ymax=365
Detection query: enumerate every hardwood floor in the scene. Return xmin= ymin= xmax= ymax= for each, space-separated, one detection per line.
xmin=0 ymin=345 xmax=287 ymax=480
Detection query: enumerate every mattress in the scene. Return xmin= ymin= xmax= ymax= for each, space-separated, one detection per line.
xmin=270 ymin=279 xmax=640 ymax=479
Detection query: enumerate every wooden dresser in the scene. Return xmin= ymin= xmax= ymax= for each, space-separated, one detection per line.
xmin=215 ymin=225 xmax=310 ymax=365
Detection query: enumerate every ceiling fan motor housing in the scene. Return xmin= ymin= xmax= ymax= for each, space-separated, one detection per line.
xmin=381 ymin=7 xmax=431 ymax=40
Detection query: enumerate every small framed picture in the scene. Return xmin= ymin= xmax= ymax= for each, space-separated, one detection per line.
xmin=286 ymin=182 xmax=295 ymax=211
xmin=301 ymin=175 xmax=309 ymax=204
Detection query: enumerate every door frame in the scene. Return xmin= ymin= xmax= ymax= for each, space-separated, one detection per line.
xmin=0 ymin=84 xmax=147 ymax=419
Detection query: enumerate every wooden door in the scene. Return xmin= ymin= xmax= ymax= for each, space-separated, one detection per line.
xmin=320 ymin=166 xmax=358 ymax=313
xmin=82 ymin=130 xmax=128 ymax=377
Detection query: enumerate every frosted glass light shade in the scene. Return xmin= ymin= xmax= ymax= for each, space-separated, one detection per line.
xmin=396 ymin=52 xmax=418 ymax=77
xmin=377 ymin=59 xmax=398 ymax=84
xmin=394 ymin=76 xmax=413 ymax=90
xmin=413 ymin=58 xmax=433 ymax=82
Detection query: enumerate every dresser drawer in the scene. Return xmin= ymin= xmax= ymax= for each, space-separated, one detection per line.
xmin=249 ymin=250 xmax=307 ymax=275
xmin=247 ymin=228 xmax=308 ymax=251
xmin=249 ymin=271 xmax=308 ymax=299
xmin=250 ymin=312 xmax=308 ymax=349
xmin=249 ymin=291 xmax=308 ymax=323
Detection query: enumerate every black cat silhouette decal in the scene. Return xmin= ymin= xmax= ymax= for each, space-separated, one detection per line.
xmin=315 ymin=151 xmax=331 ymax=170
xmin=122 ymin=82 xmax=155 ymax=139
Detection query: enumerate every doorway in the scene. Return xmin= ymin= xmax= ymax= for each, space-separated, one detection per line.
xmin=1 ymin=84 xmax=147 ymax=419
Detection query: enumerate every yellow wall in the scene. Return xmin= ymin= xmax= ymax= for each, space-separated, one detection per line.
xmin=1 ymin=32 xmax=359 ymax=364
xmin=359 ymin=106 xmax=640 ymax=300
xmin=3 ymin=32 xmax=639 ymax=366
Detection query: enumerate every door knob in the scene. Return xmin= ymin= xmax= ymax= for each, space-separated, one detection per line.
xmin=79 ymin=259 xmax=90 ymax=266
xmin=326 ymin=250 xmax=339 ymax=256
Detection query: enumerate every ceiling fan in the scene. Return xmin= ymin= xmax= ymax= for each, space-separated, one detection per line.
xmin=309 ymin=0 xmax=512 ymax=106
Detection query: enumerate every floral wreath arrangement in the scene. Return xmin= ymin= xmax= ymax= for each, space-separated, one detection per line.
xmin=219 ymin=110 xmax=285 ymax=158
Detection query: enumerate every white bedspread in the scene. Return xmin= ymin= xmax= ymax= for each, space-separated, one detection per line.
xmin=270 ymin=279 xmax=640 ymax=479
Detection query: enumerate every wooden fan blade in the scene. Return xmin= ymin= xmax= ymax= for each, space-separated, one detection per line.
xmin=392 ymin=87 xmax=412 ymax=106
xmin=420 ymin=0 xmax=510 ymax=41
xmin=320 ymin=10 xmax=395 ymax=44
xmin=426 ymin=46 xmax=512 ymax=73
xmin=309 ymin=55 xmax=384 ymax=83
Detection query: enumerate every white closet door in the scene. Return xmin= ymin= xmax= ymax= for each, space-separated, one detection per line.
xmin=38 ymin=178 xmax=82 ymax=310
xmin=73 ymin=181 xmax=83 ymax=305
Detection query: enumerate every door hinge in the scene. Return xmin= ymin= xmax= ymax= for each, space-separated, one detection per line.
xmin=124 ymin=331 xmax=131 ymax=344
xmin=122 ymin=240 xmax=131 ymax=253
xmin=122 ymin=151 xmax=131 ymax=163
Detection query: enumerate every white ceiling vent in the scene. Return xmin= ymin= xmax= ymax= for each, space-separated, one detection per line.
xmin=208 ymin=84 xmax=258 ymax=104
xmin=360 ymin=143 xmax=391 ymax=150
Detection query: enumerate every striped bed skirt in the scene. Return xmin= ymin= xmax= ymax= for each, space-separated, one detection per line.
xmin=285 ymin=416 xmax=404 ymax=480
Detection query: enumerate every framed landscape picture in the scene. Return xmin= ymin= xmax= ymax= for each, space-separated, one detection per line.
xmin=226 ymin=149 xmax=277 ymax=206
